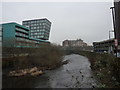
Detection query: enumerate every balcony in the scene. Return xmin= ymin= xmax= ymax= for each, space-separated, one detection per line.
xmin=15 ymin=28 xmax=29 ymax=34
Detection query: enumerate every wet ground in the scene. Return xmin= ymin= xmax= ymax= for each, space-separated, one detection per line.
xmin=3 ymin=54 xmax=99 ymax=88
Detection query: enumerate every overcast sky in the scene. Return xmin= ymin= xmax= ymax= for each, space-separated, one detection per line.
xmin=1 ymin=1 xmax=114 ymax=45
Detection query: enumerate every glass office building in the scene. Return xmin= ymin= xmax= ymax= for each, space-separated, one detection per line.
xmin=1 ymin=22 xmax=50 ymax=48
xmin=22 ymin=18 xmax=51 ymax=40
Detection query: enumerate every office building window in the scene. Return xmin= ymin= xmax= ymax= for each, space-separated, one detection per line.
xmin=22 ymin=18 xmax=51 ymax=40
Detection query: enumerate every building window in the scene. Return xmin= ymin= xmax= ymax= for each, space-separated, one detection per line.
xmin=26 ymin=26 xmax=29 ymax=28
xmin=0 ymin=31 xmax=2 ymax=36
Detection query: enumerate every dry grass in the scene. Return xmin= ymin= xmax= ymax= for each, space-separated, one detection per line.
xmin=2 ymin=44 xmax=64 ymax=70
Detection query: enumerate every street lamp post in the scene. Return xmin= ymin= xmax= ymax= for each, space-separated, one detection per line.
xmin=110 ymin=6 xmax=118 ymax=57
xmin=110 ymin=7 xmax=116 ymax=38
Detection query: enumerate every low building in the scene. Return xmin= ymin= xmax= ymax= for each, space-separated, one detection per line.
xmin=62 ymin=39 xmax=93 ymax=51
xmin=93 ymin=39 xmax=116 ymax=53
xmin=63 ymin=39 xmax=87 ymax=47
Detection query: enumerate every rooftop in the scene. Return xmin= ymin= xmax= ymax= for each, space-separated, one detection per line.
xmin=1 ymin=22 xmax=30 ymax=30
xmin=22 ymin=18 xmax=51 ymax=23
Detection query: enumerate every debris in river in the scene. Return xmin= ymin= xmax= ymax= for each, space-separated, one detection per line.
xmin=31 ymin=70 xmax=43 ymax=76
xmin=9 ymin=67 xmax=43 ymax=77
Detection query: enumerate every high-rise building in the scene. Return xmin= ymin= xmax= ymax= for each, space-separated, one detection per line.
xmin=22 ymin=18 xmax=51 ymax=40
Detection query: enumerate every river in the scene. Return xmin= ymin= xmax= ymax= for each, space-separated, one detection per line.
xmin=3 ymin=54 xmax=99 ymax=88
xmin=36 ymin=54 xmax=98 ymax=88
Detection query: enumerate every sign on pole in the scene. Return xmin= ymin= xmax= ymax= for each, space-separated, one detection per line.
xmin=115 ymin=39 xmax=118 ymax=47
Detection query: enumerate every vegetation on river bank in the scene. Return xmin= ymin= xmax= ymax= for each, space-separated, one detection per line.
xmin=65 ymin=49 xmax=120 ymax=88
xmin=2 ymin=44 xmax=68 ymax=88
xmin=2 ymin=44 xmax=64 ymax=72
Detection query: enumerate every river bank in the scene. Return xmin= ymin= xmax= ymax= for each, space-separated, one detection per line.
xmin=2 ymin=44 xmax=64 ymax=73
xmin=2 ymin=44 xmax=65 ymax=88
xmin=2 ymin=61 xmax=68 ymax=88
xmin=3 ymin=60 xmax=68 ymax=76
xmin=64 ymin=49 xmax=120 ymax=88
xmin=2 ymin=54 xmax=99 ymax=88
xmin=77 ymin=51 xmax=120 ymax=88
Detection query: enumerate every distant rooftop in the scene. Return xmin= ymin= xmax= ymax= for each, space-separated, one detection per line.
xmin=64 ymin=38 xmax=83 ymax=41
xmin=93 ymin=38 xmax=115 ymax=43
